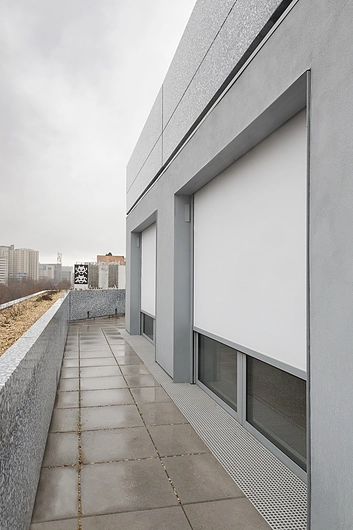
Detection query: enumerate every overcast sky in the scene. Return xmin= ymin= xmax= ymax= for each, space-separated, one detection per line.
xmin=0 ymin=0 xmax=195 ymax=267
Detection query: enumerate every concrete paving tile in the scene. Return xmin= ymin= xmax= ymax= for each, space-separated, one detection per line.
xmin=63 ymin=351 xmax=79 ymax=359
xmin=139 ymin=402 xmax=188 ymax=426
xmin=42 ymin=432 xmax=78 ymax=467
xmin=124 ymin=374 xmax=160 ymax=387
xmin=110 ymin=345 xmax=135 ymax=352
xmin=114 ymin=355 xmax=143 ymax=365
xmin=112 ymin=350 xmax=139 ymax=358
xmin=79 ymin=338 xmax=103 ymax=343
xmin=81 ymin=506 xmax=191 ymax=529
xmin=62 ymin=359 xmax=79 ymax=368
xmin=80 ymin=375 xmax=126 ymax=391
xmin=184 ymin=498 xmax=272 ymax=529
xmin=81 ymin=427 xmax=156 ymax=462
xmin=80 ymin=345 xmax=111 ymax=352
xmin=162 ymin=453 xmax=244 ymax=504
xmin=119 ymin=364 xmax=150 ymax=375
xmin=108 ymin=339 xmax=126 ymax=348
xmin=148 ymin=424 xmax=209 ymax=456
xmin=131 ymin=387 xmax=172 ymax=404
xmin=56 ymin=391 xmax=79 ymax=409
xmin=80 ymin=333 xmax=104 ymax=336
xmin=80 ymin=357 xmax=116 ymax=367
xmin=63 ymin=346 xmax=78 ymax=353
xmin=81 ymin=459 xmax=178 ymax=516
xmin=80 ymin=350 xmax=113 ymax=358
xmin=81 ymin=389 xmax=133 ymax=407
xmin=80 ymin=366 xmax=121 ymax=378
xmin=60 ymin=367 xmax=79 ymax=379
xmin=49 ymin=408 xmax=79 ymax=433
xmin=30 ymin=519 xmax=78 ymax=529
xmin=31 ymin=467 xmax=78 ymax=523
xmin=81 ymin=404 xmax=143 ymax=430
xmin=58 ymin=378 xmax=79 ymax=392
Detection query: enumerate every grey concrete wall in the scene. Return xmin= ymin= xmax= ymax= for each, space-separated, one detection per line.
xmin=69 ymin=289 xmax=125 ymax=321
xmin=126 ymin=0 xmax=286 ymax=212
xmin=0 ymin=293 xmax=69 ymax=530
xmin=126 ymin=0 xmax=353 ymax=528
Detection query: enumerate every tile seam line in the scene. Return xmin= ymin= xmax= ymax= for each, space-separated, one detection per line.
xmin=101 ymin=322 xmax=193 ymax=526
xmin=77 ymin=325 xmax=83 ymax=530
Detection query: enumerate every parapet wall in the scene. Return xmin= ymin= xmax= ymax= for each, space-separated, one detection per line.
xmin=0 ymin=293 xmax=69 ymax=530
xmin=0 ymin=289 xmax=126 ymax=529
xmin=69 ymin=289 xmax=125 ymax=321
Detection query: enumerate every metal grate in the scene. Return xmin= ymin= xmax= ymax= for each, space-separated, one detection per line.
xmin=120 ymin=332 xmax=307 ymax=530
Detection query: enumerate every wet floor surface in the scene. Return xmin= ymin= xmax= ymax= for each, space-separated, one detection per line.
xmin=30 ymin=316 xmax=271 ymax=530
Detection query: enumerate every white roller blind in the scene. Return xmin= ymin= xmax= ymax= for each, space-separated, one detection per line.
xmin=194 ymin=110 xmax=307 ymax=372
xmin=141 ymin=223 xmax=156 ymax=317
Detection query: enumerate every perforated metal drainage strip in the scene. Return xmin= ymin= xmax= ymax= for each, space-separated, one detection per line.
xmin=119 ymin=332 xmax=307 ymax=530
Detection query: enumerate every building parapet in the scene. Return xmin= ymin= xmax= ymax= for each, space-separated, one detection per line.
xmin=0 ymin=289 xmax=125 ymax=529
xmin=0 ymin=293 xmax=69 ymax=530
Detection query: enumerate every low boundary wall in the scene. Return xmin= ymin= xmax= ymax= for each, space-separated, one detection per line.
xmin=0 ymin=293 xmax=69 ymax=530
xmin=69 ymin=289 xmax=125 ymax=320
xmin=0 ymin=289 xmax=126 ymax=529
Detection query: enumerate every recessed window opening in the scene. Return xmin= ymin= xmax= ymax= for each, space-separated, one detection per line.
xmin=142 ymin=312 xmax=154 ymax=342
xmin=246 ymin=356 xmax=306 ymax=471
xmin=198 ymin=334 xmax=237 ymax=411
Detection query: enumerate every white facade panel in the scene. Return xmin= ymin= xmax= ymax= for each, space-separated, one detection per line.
xmin=141 ymin=223 xmax=156 ymax=317
xmin=118 ymin=263 xmax=126 ymax=289
xmin=194 ymin=110 xmax=307 ymax=372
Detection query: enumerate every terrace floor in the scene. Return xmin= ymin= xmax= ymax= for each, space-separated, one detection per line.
xmin=30 ymin=316 xmax=272 ymax=529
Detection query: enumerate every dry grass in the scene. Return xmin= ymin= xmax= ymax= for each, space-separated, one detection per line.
xmin=0 ymin=291 xmax=65 ymax=357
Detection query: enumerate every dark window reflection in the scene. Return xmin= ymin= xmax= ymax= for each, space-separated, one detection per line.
xmin=142 ymin=313 xmax=154 ymax=341
xmin=198 ymin=335 xmax=237 ymax=411
xmin=247 ymin=357 xmax=306 ymax=470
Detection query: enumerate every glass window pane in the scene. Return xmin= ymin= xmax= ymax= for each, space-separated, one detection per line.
xmin=246 ymin=357 xmax=306 ymax=470
xmin=198 ymin=335 xmax=237 ymax=411
xmin=142 ymin=313 xmax=154 ymax=341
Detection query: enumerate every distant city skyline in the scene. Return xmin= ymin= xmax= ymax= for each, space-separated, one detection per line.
xmin=0 ymin=1 xmax=196 ymax=267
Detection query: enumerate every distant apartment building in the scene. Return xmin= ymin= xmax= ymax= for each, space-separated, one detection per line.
xmin=39 ymin=263 xmax=67 ymax=285
xmin=104 ymin=262 xmax=125 ymax=289
xmin=0 ymin=245 xmax=13 ymax=285
xmin=97 ymin=254 xmax=126 ymax=266
xmin=88 ymin=263 xmax=99 ymax=288
xmin=9 ymin=248 xmax=39 ymax=281
xmin=61 ymin=266 xmax=73 ymax=285
xmin=39 ymin=264 xmax=56 ymax=280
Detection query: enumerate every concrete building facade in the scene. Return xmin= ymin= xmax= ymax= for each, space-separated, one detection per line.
xmin=97 ymin=254 xmax=125 ymax=265
xmin=61 ymin=266 xmax=73 ymax=285
xmin=126 ymin=1 xmax=353 ymax=528
xmin=9 ymin=248 xmax=39 ymax=281
xmin=0 ymin=245 xmax=12 ymax=285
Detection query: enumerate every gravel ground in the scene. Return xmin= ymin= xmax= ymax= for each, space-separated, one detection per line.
xmin=0 ymin=291 xmax=65 ymax=357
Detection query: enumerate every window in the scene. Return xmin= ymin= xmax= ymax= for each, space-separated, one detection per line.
xmin=246 ymin=357 xmax=306 ymax=470
xmin=142 ymin=313 xmax=154 ymax=342
xmin=198 ymin=335 xmax=237 ymax=411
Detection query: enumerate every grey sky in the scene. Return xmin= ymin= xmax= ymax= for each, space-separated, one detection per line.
xmin=0 ymin=0 xmax=195 ymax=266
